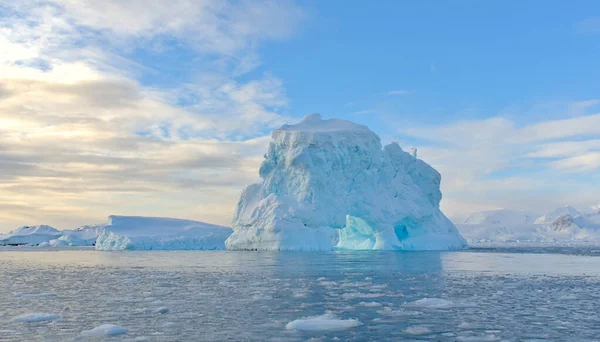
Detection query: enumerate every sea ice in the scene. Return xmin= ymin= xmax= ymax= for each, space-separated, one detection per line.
xmin=14 ymin=292 xmax=56 ymax=297
xmin=12 ymin=313 xmax=60 ymax=322
xmin=80 ymin=324 xmax=128 ymax=337
xmin=227 ymin=114 xmax=466 ymax=251
xmin=404 ymin=326 xmax=432 ymax=335
xmin=285 ymin=314 xmax=362 ymax=332
xmin=405 ymin=297 xmax=454 ymax=308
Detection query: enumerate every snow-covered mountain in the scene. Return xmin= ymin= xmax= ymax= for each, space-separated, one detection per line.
xmin=534 ymin=206 xmax=582 ymax=224
xmin=227 ymin=114 xmax=467 ymax=251
xmin=0 ymin=225 xmax=62 ymax=246
xmin=95 ymin=215 xmax=232 ymax=250
xmin=464 ymin=209 xmax=539 ymax=225
xmin=458 ymin=206 xmax=600 ymax=244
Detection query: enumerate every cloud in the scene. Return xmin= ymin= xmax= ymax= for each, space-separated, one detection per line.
xmin=568 ymin=99 xmax=599 ymax=116
xmin=0 ymin=0 xmax=304 ymax=231
xmin=386 ymin=89 xmax=410 ymax=96
xmin=352 ymin=109 xmax=377 ymax=115
xmin=400 ymin=110 xmax=600 ymax=217
xmin=577 ymin=17 xmax=600 ymax=34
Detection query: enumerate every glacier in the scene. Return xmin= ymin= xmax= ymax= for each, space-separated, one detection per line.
xmin=226 ymin=114 xmax=467 ymax=251
xmin=95 ymin=215 xmax=232 ymax=250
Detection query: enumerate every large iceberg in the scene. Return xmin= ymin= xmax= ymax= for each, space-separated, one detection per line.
xmin=0 ymin=225 xmax=61 ymax=246
xmin=226 ymin=114 xmax=467 ymax=251
xmin=95 ymin=215 xmax=232 ymax=250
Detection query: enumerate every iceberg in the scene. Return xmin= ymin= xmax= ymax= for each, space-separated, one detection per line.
xmin=226 ymin=114 xmax=467 ymax=251
xmin=61 ymin=224 xmax=106 ymax=246
xmin=95 ymin=215 xmax=232 ymax=250
xmin=0 ymin=225 xmax=61 ymax=246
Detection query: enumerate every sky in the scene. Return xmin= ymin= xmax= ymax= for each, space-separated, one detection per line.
xmin=1 ymin=0 xmax=600 ymax=232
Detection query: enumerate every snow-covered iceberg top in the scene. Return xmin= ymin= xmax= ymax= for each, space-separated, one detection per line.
xmin=226 ymin=114 xmax=467 ymax=251
xmin=0 ymin=225 xmax=61 ymax=246
xmin=95 ymin=215 xmax=232 ymax=250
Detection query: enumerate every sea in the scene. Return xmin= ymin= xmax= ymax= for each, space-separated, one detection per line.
xmin=1 ymin=246 xmax=600 ymax=341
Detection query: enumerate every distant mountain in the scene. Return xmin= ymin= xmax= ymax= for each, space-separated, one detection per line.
xmin=463 ymin=209 xmax=538 ymax=225
xmin=534 ymin=206 xmax=582 ymax=224
xmin=457 ymin=206 xmax=600 ymax=244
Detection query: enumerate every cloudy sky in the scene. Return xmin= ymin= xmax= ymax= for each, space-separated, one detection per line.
xmin=1 ymin=0 xmax=599 ymax=231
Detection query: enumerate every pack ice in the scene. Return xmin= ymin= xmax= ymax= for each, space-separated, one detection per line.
xmin=95 ymin=215 xmax=232 ymax=250
xmin=226 ymin=114 xmax=467 ymax=251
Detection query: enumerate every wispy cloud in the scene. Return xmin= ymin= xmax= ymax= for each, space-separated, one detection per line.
xmin=400 ymin=109 xmax=600 ymax=217
xmin=386 ymin=89 xmax=410 ymax=96
xmin=577 ymin=17 xmax=600 ymax=34
xmin=0 ymin=0 xmax=305 ymax=231
xmin=352 ymin=109 xmax=377 ymax=115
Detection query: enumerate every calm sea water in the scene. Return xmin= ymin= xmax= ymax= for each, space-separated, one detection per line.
xmin=1 ymin=247 xmax=600 ymax=341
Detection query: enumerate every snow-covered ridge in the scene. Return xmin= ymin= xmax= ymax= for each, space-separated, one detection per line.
xmin=226 ymin=114 xmax=467 ymax=251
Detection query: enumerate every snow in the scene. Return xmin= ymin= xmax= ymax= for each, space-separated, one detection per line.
xmin=95 ymin=215 xmax=232 ymax=250
xmin=0 ymin=225 xmax=61 ymax=246
xmin=535 ymin=206 xmax=581 ymax=224
xmin=60 ymin=224 xmax=106 ymax=246
xmin=12 ymin=313 xmax=60 ymax=322
xmin=226 ymin=114 xmax=467 ymax=251
xmin=285 ymin=313 xmax=362 ymax=331
xmin=80 ymin=324 xmax=128 ymax=337
xmin=459 ymin=206 xmax=600 ymax=244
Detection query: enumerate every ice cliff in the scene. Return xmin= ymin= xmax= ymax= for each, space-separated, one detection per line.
xmin=225 ymin=114 xmax=467 ymax=251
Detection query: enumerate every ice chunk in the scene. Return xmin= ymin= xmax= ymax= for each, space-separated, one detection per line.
xmin=285 ymin=314 xmax=361 ymax=331
xmin=12 ymin=313 xmax=60 ymax=322
xmin=0 ymin=225 xmax=61 ymax=246
xmin=80 ymin=324 xmax=128 ymax=337
xmin=405 ymin=297 xmax=454 ymax=308
xmin=14 ymin=292 xmax=56 ymax=297
xmin=95 ymin=216 xmax=232 ymax=250
xmin=227 ymin=114 xmax=467 ymax=251
xmin=155 ymin=307 xmax=169 ymax=314
xmin=404 ymin=326 xmax=432 ymax=335
xmin=357 ymin=301 xmax=382 ymax=307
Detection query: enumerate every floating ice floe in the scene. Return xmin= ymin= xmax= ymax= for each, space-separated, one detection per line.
xmin=80 ymin=324 xmax=128 ymax=337
xmin=12 ymin=313 xmax=60 ymax=322
xmin=285 ymin=313 xmax=362 ymax=332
